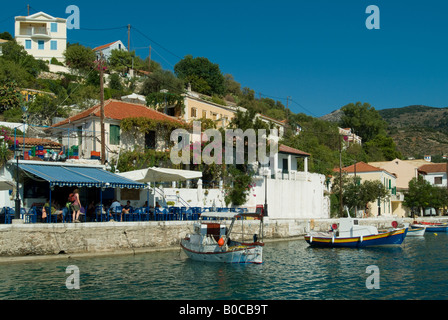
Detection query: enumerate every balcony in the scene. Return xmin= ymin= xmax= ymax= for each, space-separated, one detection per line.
xmin=20 ymin=27 xmax=51 ymax=39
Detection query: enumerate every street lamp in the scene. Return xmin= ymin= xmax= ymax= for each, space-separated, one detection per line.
xmin=264 ymin=168 xmax=269 ymax=217
xmin=14 ymin=148 xmax=22 ymax=220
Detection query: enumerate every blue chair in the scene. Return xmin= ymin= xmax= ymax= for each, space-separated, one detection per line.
xmin=24 ymin=207 xmax=37 ymax=223
xmin=156 ymin=207 xmax=168 ymax=221
xmin=4 ymin=207 xmax=15 ymax=224
xmin=185 ymin=207 xmax=193 ymax=220
xmin=112 ymin=206 xmax=122 ymax=221
xmin=95 ymin=206 xmax=109 ymax=222
xmin=139 ymin=207 xmax=150 ymax=221
xmin=45 ymin=207 xmax=59 ymax=223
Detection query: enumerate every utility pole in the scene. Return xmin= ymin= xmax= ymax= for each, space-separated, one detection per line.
xmin=27 ymin=4 xmax=30 ymax=16
xmin=127 ymin=24 xmax=131 ymax=51
xmin=148 ymin=45 xmax=151 ymax=73
xmin=99 ymin=53 xmax=106 ymax=165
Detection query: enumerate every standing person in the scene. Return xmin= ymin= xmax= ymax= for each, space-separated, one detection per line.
xmin=70 ymin=189 xmax=82 ymax=222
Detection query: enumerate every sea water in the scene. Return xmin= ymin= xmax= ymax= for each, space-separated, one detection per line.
xmin=0 ymin=233 xmax=447 ymax=300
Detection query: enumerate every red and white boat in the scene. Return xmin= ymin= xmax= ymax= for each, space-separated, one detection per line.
xmin=180 ymin=211 xmax=264 ymax=264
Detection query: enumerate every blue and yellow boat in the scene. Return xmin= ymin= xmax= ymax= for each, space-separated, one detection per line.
xmin=305 ymin=218 xmax=407 ymax=248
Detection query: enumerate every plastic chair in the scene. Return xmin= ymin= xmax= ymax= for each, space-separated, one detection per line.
xmin=4 ymin=207 xmax=15 ymax=224
xmin=45 ymin=207 xmax=59 ymax=223
xmin=95 ymin=206 xmax=108 ymax=222
xmin=24 ymin=207 xmax=37 ymax=224
xmin=139 ymin=207 xmax=150 ymax=221
xmin=112 ymin=206 xmax=122 ymax=221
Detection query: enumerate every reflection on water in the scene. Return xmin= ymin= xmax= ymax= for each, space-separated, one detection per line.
xmin=0 ymin=234 xmax=447 ymax=300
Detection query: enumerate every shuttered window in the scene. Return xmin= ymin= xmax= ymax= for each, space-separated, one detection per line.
xmin=109 ymin=125 xmax=120 ymax=145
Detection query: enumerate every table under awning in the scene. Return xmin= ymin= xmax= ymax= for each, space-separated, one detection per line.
xmin=18 ymin=163 xmax=145 ymax=189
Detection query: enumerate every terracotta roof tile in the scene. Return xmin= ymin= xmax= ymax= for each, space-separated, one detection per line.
xmin=334 ymin=161 xmax=395 ymax=176
xmin=93 ymin=41 xmax=119 ymax=52
xmin=50 ymin=99 xmax=184 ymax=128
xmin=15 ymin=137 xmax=62 ymax=148
xmin=418 ymin=163 xmax=447 ymax=174
xmin=278 ymin=144 xmax=310 ymax=157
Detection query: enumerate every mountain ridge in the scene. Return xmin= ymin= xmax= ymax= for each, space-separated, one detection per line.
xmin=320 ymin=104 xmax=448 ymax=159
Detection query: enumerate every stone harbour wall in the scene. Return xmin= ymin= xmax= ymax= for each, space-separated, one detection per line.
xmin=0 ymin=217 xmax=447 ymax=260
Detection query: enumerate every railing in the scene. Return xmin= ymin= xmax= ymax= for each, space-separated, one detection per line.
xmin=20 ymin=27 xmax=50 ymax=37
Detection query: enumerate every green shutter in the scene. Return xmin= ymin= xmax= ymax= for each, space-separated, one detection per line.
xmin=110 ymin=125 xmax=120 ymax=145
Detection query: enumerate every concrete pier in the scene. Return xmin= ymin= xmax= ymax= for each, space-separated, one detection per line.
xmin=0 ymin=217 xmax=446 ymax=262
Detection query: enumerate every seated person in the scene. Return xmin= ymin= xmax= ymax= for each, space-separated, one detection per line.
xmin=43 ymin=199 xmax=63 ymax=221
xmin=123 ymin=200 xmax=132 ymax=214
xmin=109 ymin=199 xmax=122 ymax=221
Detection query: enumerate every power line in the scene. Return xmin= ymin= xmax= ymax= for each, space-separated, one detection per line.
xmin=132 ymin=26 xmax=183 ymax=61
xmin=290 ymin=99 xmax=319 ymax=118
xmin=80 ymin=26 xmax=128 ymax=31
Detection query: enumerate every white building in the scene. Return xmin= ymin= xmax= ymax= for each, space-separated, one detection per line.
xmin=418 ymin=163 xmax=447 ymax=187
xmin=14 ymin=11 xmax=67 ymax=62
xmin=93 ymin=40 xmax=127 ymax=61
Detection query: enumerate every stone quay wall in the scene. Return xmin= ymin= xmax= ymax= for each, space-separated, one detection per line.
xmin=0 ymin=217 xmax=447 ymax=260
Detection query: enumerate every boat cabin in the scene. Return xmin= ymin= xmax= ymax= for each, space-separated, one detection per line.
xmin=336 ymin=217 xmax=378 ymax=238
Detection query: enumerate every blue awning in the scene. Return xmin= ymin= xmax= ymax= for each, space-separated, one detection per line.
xmin=19 ymin=163 xmax=145 ymax=189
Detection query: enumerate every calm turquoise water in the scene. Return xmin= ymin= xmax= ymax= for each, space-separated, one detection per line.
xmin=0 ymin=233 xmax=447 ymax=300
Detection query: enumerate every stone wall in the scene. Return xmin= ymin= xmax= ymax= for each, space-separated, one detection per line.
xmin=1 ymin=217 xmax=447 ymax=258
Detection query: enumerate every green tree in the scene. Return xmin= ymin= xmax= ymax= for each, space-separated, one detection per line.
xmin=404 ymin=176 xmax=434 ymax=217
xmin=331 ymin=174 xmax=389 ymax=217
xmin=340 ymin=102 xmax=387 ymax=142
xmin=174 ymin=55 xmax=225 ymax=96
xmin=364 ymin=134 xmax=402 ymax=161
xmin=108 ymin=49 xmax=134 ymax=73
xmin=140 ymin=69 xmax=184 ymax=96
xmin=0 ymin=80 xmax=21 ymax=112
xmin=64 ymin=43 xmax=96 ymax=73
xmin=0 ymin=40 xmax=48 ymax=78
xmin=108 ymin=73 xmax=123 ymax=91
xmin=27 ymin=94 xmax=68 ymax=126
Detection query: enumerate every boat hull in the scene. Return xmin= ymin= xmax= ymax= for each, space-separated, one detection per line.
xmin=304 ymin=228 xmax=407 ymax=248
xmin=411 ymin=224 xmax=448 ymax=232
xmin=180 ymin=240 xmax=263 ymax=264
xmin=407 ymin=227 xmax=426 ymax=236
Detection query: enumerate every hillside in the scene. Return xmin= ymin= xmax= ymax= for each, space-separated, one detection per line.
xmin=378 ymin=105 xmax=448 ymax=158
xmin=319 ymin=105 xmax=448 ymax=159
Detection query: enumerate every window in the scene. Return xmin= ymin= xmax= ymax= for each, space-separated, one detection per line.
xmin=191 ymin=107 xmax=197 ymax=118
xmin=109 ymin=125 xmax=120 ymax=145
xmin=50 ymin=40 xmax=57 ymax=50
xmin=202 ymin=110 xmax=207 ymax=119
xmin=434 ymin=176 xmax=443 ymax=185
xmin=145 ymin=131 xmax=156 ymax=149
xmin=282 ymin=158 xmax=288 ymax=174
xmin=51 ymin=23 xmax=58 ymax=33
xmin=38 ymin=40 xmax=44 ymax=50
xmin=25 ymin=40 xmax=31 ymax=49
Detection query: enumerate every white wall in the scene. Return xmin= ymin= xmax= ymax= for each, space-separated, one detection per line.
xmin=117 ymin=172 xmax=330 ymax=220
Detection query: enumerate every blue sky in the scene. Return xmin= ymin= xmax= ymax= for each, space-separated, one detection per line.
xmin=1 ymin=0 xmax=447 ymax=117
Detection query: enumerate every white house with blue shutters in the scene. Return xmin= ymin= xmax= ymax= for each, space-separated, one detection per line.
xmin=14 ymin=11 xmax=67 ymax=63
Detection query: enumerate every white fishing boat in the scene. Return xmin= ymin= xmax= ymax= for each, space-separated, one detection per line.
xmin=180 ymin=211 xmax=264 ymax=264
xmin=403 ymin=223 xmax=426 ymax=236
